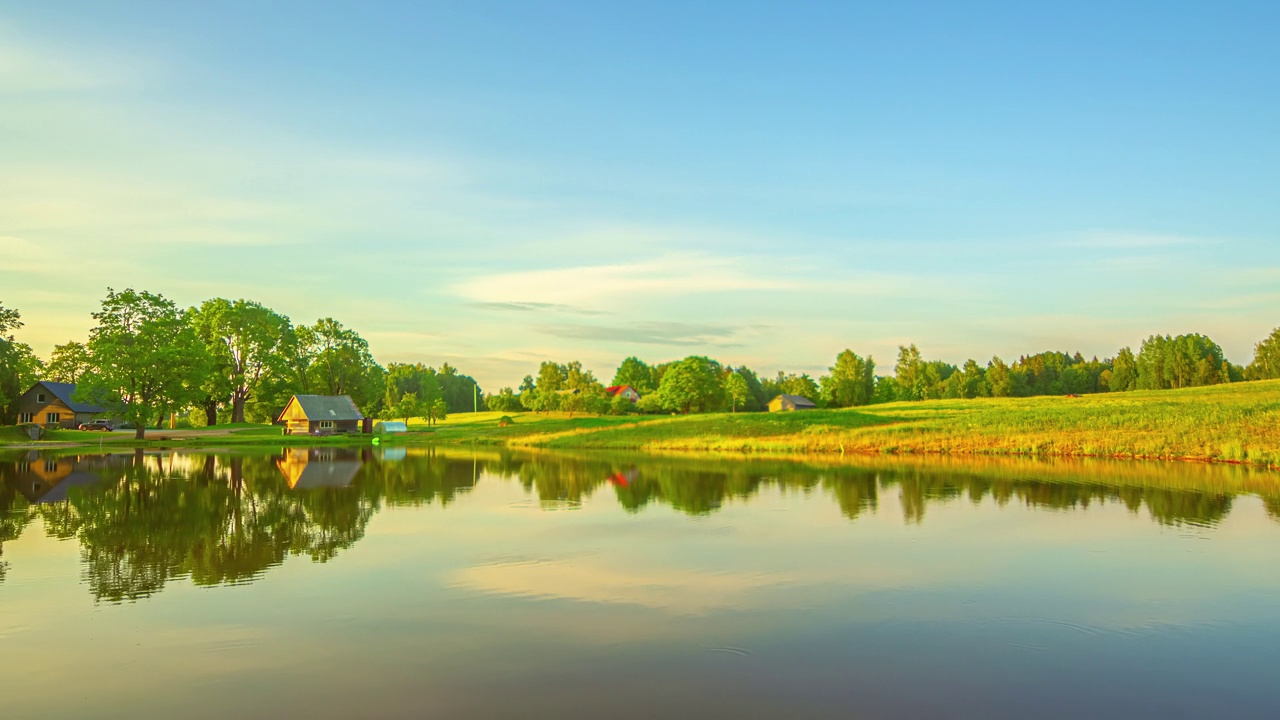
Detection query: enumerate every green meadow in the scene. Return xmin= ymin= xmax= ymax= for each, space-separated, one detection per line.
xmin=422 ymin=379 xmax=1280 ymax=467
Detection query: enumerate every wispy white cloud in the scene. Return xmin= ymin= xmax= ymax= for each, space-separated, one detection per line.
xmin=538 ymin=321 xmax=770 ymax=348
xmin=452 ymin=253 xmax=795 ymax=306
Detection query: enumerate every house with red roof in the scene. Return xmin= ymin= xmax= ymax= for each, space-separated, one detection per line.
xmin=604 ymin=385 xmax=641 ymax=403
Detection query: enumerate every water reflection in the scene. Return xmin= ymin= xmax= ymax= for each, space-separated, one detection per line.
xmin=1 ymin=447 xmax=1278 ymax=601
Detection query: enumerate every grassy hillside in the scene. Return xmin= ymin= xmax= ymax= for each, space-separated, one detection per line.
xmin=424 ymin=380 xmax=1280 ymax=467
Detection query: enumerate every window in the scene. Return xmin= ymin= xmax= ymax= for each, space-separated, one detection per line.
xmin=45 ymin=412 xmax=60 ymax=424
xmin=319 ymin=421 xmax=334 ymax=429
xmin=44 ymin=460 xmax=58 ymax=473
xmin=18 ymin=413 xmax=34 ymax=423
xmin=37 ymin=392 xmax=46 ymax=403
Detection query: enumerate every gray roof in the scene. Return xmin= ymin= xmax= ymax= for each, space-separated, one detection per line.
xmin=775 ymin=394 xmax=817 ymax=407
xmin=31 ymin=471 xmax=104 ymax=504
xmin=289 ymin=394 xmax=364 ymax=421
xmin=35 ymin=381 xmax=106 ymax=414
xmin=291 ymin=460 xmax=362 ymax=489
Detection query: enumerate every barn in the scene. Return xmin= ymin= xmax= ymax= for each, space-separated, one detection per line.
xmin=277 ymin=394 xmax=366 ymax=435
xmin=14 ymin=381 xmax=106 ymax=429
xmin=767 ymin=394 xmax=817 ymax=412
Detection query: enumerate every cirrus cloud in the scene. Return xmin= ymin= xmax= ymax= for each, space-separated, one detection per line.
xmin=452 ymin=253 xmax=796 ymax=307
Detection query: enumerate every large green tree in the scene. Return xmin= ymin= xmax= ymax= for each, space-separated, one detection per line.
xmin=820 ymin=349 xmax=876 ymax=407
xmin=1110 ymin=347 xmax=1138 ymax=391
xmin=296 ymin=318 xmax=386 ymax=413
xmin=528 ymin=361 xmax=567 ymax=413
xmin=1247 ymin=327 xmax=1280 ymax=380
xmin=45 ymin=341 xmax=93 ymax=384
xmin=894 ymin=344 xmax=926 ymax=400
xmin=724 ymin=371 xmax=749 ymax=412
xmin=655 ymin=356 xmax=725 ymax=414
xmin=79 ymin=289 xmax=211 ymax=439
xmin=436 ymin=363 xmax=483 ymax=413
xmin=190 ymin=298 xmax=294 ymax=424
xmin=0 ymin=302 xmax=43 ymax=424
xmin=563 ymin=361 xmax=608 ymax=417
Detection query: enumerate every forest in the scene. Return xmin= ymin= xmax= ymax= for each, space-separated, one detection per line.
xmin=2 ymin=291 xmax=1280 ymax=435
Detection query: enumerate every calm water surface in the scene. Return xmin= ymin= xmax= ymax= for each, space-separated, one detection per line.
xmin=2 ymin=447 xmax=1279 ymax=719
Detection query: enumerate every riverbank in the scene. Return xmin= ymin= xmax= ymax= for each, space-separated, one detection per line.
xmin=0 ymin=422 xmax=386 ymax=451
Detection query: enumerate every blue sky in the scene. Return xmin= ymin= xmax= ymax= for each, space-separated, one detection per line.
xmin=2 ymin=1 xmax=1277 ymax=388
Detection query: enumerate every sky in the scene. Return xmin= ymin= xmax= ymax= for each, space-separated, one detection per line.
xmin=2 ymin=1 xmax=1278 ymax=389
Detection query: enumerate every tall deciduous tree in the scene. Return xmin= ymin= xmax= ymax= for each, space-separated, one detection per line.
xmin=894 ymin=344 xmax=925 ymax=400
xmin=0 ymin=302 xmax=44 ymax=424
xmin=46 ymin=341 xmax=92 ymax=384
xmin=1247 ymin=327 xmax=1280 ymax=380
xmin=190 ymin=299 xmax=293 ymax=424
xmin=1110 ymin=347 xmax=1138 ymax=391
xmin=821 ymin=349 xmax=876 ymax=407
xmin=528 ymin=361 xmax=567 ymax=413
xmin=724 ymin=372 xmax=749 ymax=412
xmin=986 ymin=357 xmax=1013 ymax=397
xmin=656 ymin=356 xmax=724 ymax=414
xmin=80 ymin=289 xmax=210 ymax=439
xmin=297 ymin=318 xmax=386 ymax=413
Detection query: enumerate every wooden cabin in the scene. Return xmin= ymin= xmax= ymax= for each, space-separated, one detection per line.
xmin=768 ymin=394 xmax=817 ymax=412
xmin=277 ymin=394 xmax=365 ymax=435
xmin=14 ymin=381 xmax=106 ymax=429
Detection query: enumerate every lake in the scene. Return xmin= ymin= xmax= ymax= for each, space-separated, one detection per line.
xmin=2 ymin=447 xmax=1279 ymax=719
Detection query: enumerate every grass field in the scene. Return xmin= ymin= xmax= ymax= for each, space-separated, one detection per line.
xmin=420 ymin=380 xmax=1280 ymax=467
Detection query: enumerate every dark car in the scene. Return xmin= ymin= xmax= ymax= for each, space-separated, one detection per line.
xmin=78 ymin=419 xmax=115 ymax=431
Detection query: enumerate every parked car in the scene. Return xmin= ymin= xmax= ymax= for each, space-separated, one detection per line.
xmin=78 ymin=419 xmax=115 ymax=431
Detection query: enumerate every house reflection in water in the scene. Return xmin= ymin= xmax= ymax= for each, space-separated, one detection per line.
xmin=7 ymin=453 xmax=130 ymax=504
xmin=275 ymin=448 xmax=365 ymax=490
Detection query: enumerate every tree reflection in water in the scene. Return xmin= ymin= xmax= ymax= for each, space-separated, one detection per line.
xmin=0 ymin=448 xmax=1277 ymax=600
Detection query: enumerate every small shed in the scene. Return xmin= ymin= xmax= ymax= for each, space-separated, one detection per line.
xmin=373 ymin=421 xmax=408 ymax=434
xmin=768 ymin=394 xmax=817 ymax=412
xmin=14 ymin=381 xmax=105 ymax=428
xmin=277 ymin=394 xmax=365 ymax=435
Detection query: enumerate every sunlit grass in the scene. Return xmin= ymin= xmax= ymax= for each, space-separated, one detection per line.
xmin=426 ymin=380 xmax=1280 ymax=468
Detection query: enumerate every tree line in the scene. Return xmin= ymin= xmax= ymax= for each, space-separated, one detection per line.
xmin=3 ymin=294 xmax=1280 ymax=431
xmin=486 ymin=330 xmax=1280 ymax=414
